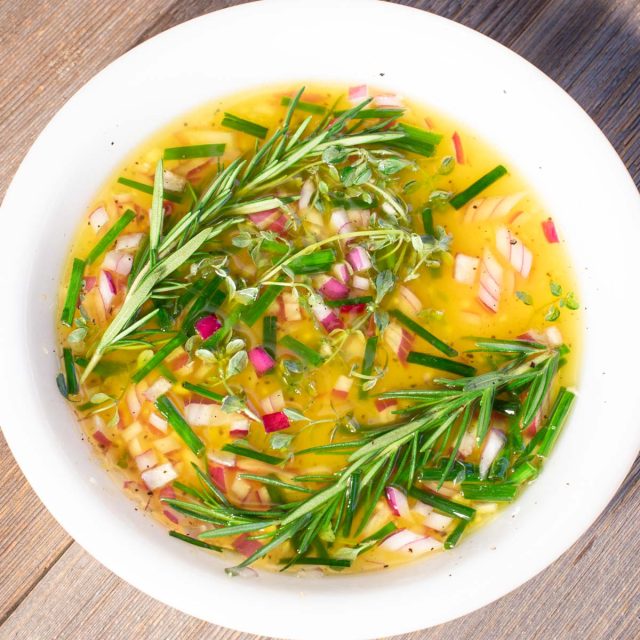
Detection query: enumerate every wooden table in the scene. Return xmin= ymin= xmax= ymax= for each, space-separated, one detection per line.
xmin=1 ymin=1 xmax=638 ymax=638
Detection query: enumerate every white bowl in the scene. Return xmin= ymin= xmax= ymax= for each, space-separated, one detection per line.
xmin=1 ymin=1 xmax=639 ymax=638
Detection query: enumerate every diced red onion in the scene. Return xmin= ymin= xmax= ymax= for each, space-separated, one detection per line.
xmin=478 ymin=249 xmax=502 ymax=313
xmin=207 ymin=450 xmax=237 ymax=468
xmin=398 ymin=285 xmax=422 ymax=316
xmin=385 ymin=486 xmax=410 ymax=517
xmin=184 ymin=402 xmax=217 ymax=427
xmin=330 ymin=209 xmax=354 ymax=235
xmin=319 ymin=276 xmax=349 ymax=300
xmin=331 ymin=375 xmax=353 ymax=398
xmin=496 ymin=226 xmax=533 ymax=278
xmin=269 ymin=214 xmax=288 ymax=234
xmin=346 ymin=246 xmax=371 ymax=272
xmin=83 ymin=276 xmax=96 ymax=292
xmin=135 ymin=449 xmax=158 ymax=471
xmin=169 ymin=352 xmax=190 ymax=371
xmin=126 ymin=385 xmax=141 ymax=417
xmin=116 ymin=232 xmax=144 ymax=251
xmin=454 ymin=253 xmax=480 ymax=285
xmin=143 ymin=377 xmax=172 ymax=402
xmin=209 ymin=464 xmax=226 ymax=492
xmin=163 ymin=509 xmax=179 ymax=524
xmin=98 ymin=270 xmax=116 ymax=312
xmin=233 ymin=533 xmax=263 ymax=558
xmin=310 ymin=298 xmax=344 ymax=333
xmin=452 ymin=131 xmax=465 ymax=164
xmin=375 ymin=398 xmax=398 ymax=412
xmin=195 ymin=314 xmax=221 ymax=340
xmin=479 ymin=429 xmax=506 ymax=479
xmin=341 ymin=303 xmax=367 ymax=314
xmin=230 ymin=417 xmax=250 ymax=438
xmin=281 ymin=292 xmax=302 ymax=321
xmin=248 ymin=346 xmax=276 ymax=375
xmin=263 ymin=411 xmax=290 ymax=433
xmin=159 ymin=485 xmax=176 ymax=500
xmin=249 ymin=208 xmax=279 ymax=230
xmin=542 ymin=218 xmax=559 ymax=243
xmin=89 ymin=206 xmax=109 ymax=232
xmin=332 ymin=262 xmax=351 ymax=285
xmin=299 ymin=179 xmax=314 ymax=210
xmin=141 ymin=462 xmax=177 ymax=490
xmin=93 ymin=430 xmax=112 ymax=448
xmin=384 ymin=322 xmax=414 ymax=363
xmin=380 ymin=529 xmax=442 ymax=554
xmin=348 ymin=84 xmax=368 ymax=103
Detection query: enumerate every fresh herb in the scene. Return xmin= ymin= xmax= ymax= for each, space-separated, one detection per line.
xmin=280 ymin=335 xmax=324 ymax=368
xmin=515 ymin=290 xmax=533 ymax=306
xmin=221 ymin=113 xmax=269 ymax=139
xmin=406 ymin=351 xmax=476 ymax=377
xmin=60 ymin=258 xmax=85 ymax=326
xmin=163 ymin=144 xmax=225 ymax=160
xmin=389 ymin=309 xmax=457 ymax=357
xmin=449 ymin=165 xmax=508 ymax=210
xmin=116 ymin=177 xmax=182 ymax=204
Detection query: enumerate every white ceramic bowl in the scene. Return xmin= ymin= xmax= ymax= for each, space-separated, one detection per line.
xmin=1 ymin=1 xmax=639 ymax=638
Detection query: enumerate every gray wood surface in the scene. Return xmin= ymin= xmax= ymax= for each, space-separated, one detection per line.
xmin=1 ymin=1 xmax=638 ymax=638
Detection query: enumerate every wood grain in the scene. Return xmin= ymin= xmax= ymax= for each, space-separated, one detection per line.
xmin=0 ymin=0 xmax=638 ymax=638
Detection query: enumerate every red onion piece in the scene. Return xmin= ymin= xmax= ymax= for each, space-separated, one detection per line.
xmin=141 ymin=462 xmax=177 ymax=490
xmin=478 ymin=249 xmax=502 ymax=312
xmin=346 ymin=246 xmax=371 ymax=272
xmin=319 ymin=276 xmax=349 ymax=300
xmin=452 ymin=131 xmax=465 ymax=164
xmin=331 ymin=375 xmax=353 ymax=398
xmin=209 ymin=464 xmax=226 ymax=492
xmin=341 ymin=303 xmax=367 ymax=314
xmin=542 ymin=218 xmax=559 ymax=243
xmin=496 ymin=226 xmax=532 ymax=278
xmin=163 ymin=509 xmax=179 ymax=524
xmin=479 ymin=429 xmax=506 ymax=479
xmin=262 ymin=411 xmax=290 ymax=433
xmin=348 ymin=84 xmax=368 ymax=103
xmin=380 ymin=529 xmax=442 ymax=554
xmin=249 ymin=209 xmax=279 ymax=230
xmin=93 ymin=430 xmax=112 ymax=448
xmin=233 ymin=533 xmax=263 ymax=557
xmin=135 ymin=449 xmax=158 ymax=471
xmin=195 ymin=314 xmax=221 ymax=340
xmin=385 ymin=486 xmax=409 ymax=517
xmin=375 ymin=398 xmax=398 ymax=412
xmin=89 ymin=206 xmax=109 ymax=232
xmin=332 ymin=262 xmax=351 ymax=284
xmin=248 ymin=346 xmax=276 ymax=375
xmin=330 ymin=209 xmax=354 ymax=235
xmin=98 ymin=270 xmax=116 ymax=312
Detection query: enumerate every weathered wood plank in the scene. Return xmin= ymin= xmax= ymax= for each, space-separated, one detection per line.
xmin=0 ymin=0 xmax=638 ymax=638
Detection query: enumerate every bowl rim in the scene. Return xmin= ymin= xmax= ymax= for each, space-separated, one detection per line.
xmin=1 ymin=1 xmax=639 ymax=638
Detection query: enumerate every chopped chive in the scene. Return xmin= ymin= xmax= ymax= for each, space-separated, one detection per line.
xmin=288 ymin=249 xmax=335 ymax=275
xmin=460 ymin=482 xmax=517 ymax=502
xmin=537 ymin=387 xmax=576 ymax=457
xmin=63 ymin=347 xmax=79 ymax=395
xmin=263 ymin=316 xmax=277 ymax=359
xmin=325 ymin=295 xmax=373 ymax=308
xmin=421 ymin=207 xmax=434 ymax=235
xmin=56 ymin=373 xmax=68 ymax=398
xmin=74 ymin=356 xmax=127 ymax=378
xmin=86 ymin=209 xmax=136 ymax=265
xmin=361 ymin=521 xmax=397 ymax=544
xmin=359 ymin=335 xmax=378 ymax=398
xmin=221 ymin=112 xmax=268 ymax=139
xmin=388 ymin=138 xmax=436 ymax=158
xmin=169 ymin=530 xmax=222 ymax=552
xmin=444 ymin=519 xmax=468 ymax=549
xmin=241 ymin=282 xmax=282 ymax=327
xmin=397 ymin=123 xmax=443 ymax=145
xmin=203 ymin=306 xmax=242 ymax=350
xmin=450 ymin=164 xmax=508 ymax=210
xmin=132 ymin=333 xmax=185 ymax=383
xmin=280 ymin=335 xmax=324 ymax=368
xmin=280 ymin=557 xmax=351 ymax=568
xmin=508 ymin=461 xmax=538 ymax=484
xmin=406 ymin=351 xmax=475 ymax=377
xmin=222 ymin=443 xmax=284 ymax=465
xmin=390 ymin=310 xmax=457 ymax=357
xmin=116 ymin=177 xmax=183 ymax=204
xmin=408 ymin=486 xmax=476 ymax=521
xmin=163 ymin=144 xmax=225 ymax=160
xmin=280 ymin=96 xmax=326 ymax=115
xmin=182 ymin=381 xmax=224 ymax=403
xmin=335 ymin=108 xmax=405 ymax=120
xmin=418 ymin=465 xmax=464 ymax=482
xmin=155 ymin=395 xmax=205 ymax=457
xmin=60 ymin=258 xmax=86 ymax=327
xmin=262 ymin=239 xmax=289 ymax=255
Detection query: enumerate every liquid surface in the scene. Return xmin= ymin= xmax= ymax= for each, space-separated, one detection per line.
xmin=58 ymin=84 xmax=580 ymax=574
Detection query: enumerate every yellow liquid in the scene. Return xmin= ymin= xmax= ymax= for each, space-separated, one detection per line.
xmin=59 ymin=84 xmax=580 ymax=573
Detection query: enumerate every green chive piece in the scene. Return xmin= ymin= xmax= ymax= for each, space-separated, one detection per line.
xmin=202 ymin=306 xmax=241 ymax=350
xmin=116 ymin=177 xmax=182 ymax=204
xmin=408 ymin=486 xmax=476 ymax=521
xmin=163 ymin=144 xmax=225 ymax=160
xmin=359 ymin=335 xmax=378 ymax=398
xmin=335 ymin=108 xmax=405 ymax=120
xmin=63 ymin=347 xmax=79 ymax=396
xmin=421 ymin=207 xmax=434 ymax=235
xmin=132 ymin=333 xmax=185 ymax=383
xmin=262 ymin=239 xmax=289 ymax=255
xmin=155 ymin=395 xmax=205 ymax=457
xmin=86 ymin=209 xmax=136 ymax=265
xmin=74 ymin=356 xmax=127 ymax=378
xmin=444 ymin=519 xmax=468 ymax=549
xmin=169 ymin=530 xmax=222 ymax=552
xmin=450 ymin=164 xmax=508 ymax=210
xmin=325 ymin=295 xmax=373 ymax=308
xmin=537 ymin=387 xmax=576 ymax=457
xmin=508 ymin=461 xmax=538 ymax=484
xmin=361 ymin=521 xmax=397 ymax=544
xmin=182 ymin=381 xmax=224 ymax=403
xmin=280 ymin=557 xmax=351 ymax=568
xmin=460 ymin=482 xmax=517 ymax=502
xmin=398 ymin=123 xmax=443 ymax=145
xmin=406 ymin=351 xmax=476 ymax=377
xmin=222 ymin=443 xmax=283 ymax=465
xmin=60 ymin=258 xmax=85 ymax=327
xmin=288 ymin=249 xmax=336 ymax=275
xmin=263 ymin=316 xmax=277 ymax=359
xmin=241 ymin=283 xmax=281 ymax=327
xmin=56 ymin=373 xmax=68 ymax=398
xmin=418 ymin=464 xmax=465 ymax=483
xmin=280 ymin=96 xmax=326 ymax=115
xmin=388 ymin=138 xmax=436 ymax=157
xmin=390 ymin=310 xmax=457 ymax=357
xmin=280 ymin=335 xmax=324 ymax=368
xmin=221 ymin=112 xmax=268 ymax=139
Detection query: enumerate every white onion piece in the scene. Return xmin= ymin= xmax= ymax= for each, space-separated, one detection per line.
xmin=478 ymin=249 xmax=502 ymax=312
xmin=143 ymin=377 xmax=172 ymax=403
xmin=141 ymin=462 xmax=177 ymax=490
xmin=229 ymin=418 xmax=250 ymax=436
xmin=347 ymin=209 xmax=371 ymax=228
xmin=545 ymin=326 xmax=563 ymax=346
xmin=116 ymin=232 xmax=144 ymax=251
xmin=397 ymin=285 xmax=422 ymax=316
xmin=261 ymin=389 xmax=285 ymax=414
xmin=126 ymin=386 xmax=141 ymax=418
xmin=281 ymin=291 xmax=302 ymax=321
xmin=374 ymin=94 xmax=403 ymax=107
xmin=330 ymin=209 xmax=354 ymax=234
xmin=135 ymin=449 xmax=158 ymax=471
xmin=352 ymin=275 xmax=370 ymax=291
xmin=332 ymin=375 xmax=353 ymax=398
xmin=424 ymin=511 xmax=453 ymax=532
xmin=479 ymin=429 xmax=507 ymax=479
xmin=348 ymin=84 xmax=368 ymax=104
xmin=332 ymin=262 xmax=351 ymax=285
xmin=89 ymin=206 xmax=109 ymax=232
xmin=98 ymin=270 xmax=116 ymax=312
xmin=385 ymin=486 xmax=410 ymax=518
xmin=464 ymin=193 xmax=524 ymax=223
xmin=454 ymin=253 xmax=480 ymax=285
xmin=380 ymin=529 xmax=442 ymax=554
xmin=458 ymin=430 xmax=476 ymax=457
xmin=163 ymin=169 xmax=186 ymax=192
xmin=384 ymin=321 xmax=413 ymax=363
xmin=496 ymin=226 xmax=532 ymax=278
xmin=207 ymin=450 xmax=237 ymax=468
xmin=148 ymin=412 xmax=168 ymax=433
xmin=298 ymin=179 xmax=314 ymax=210
xmin=184 ymin=402 xmax=218 ymax=427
